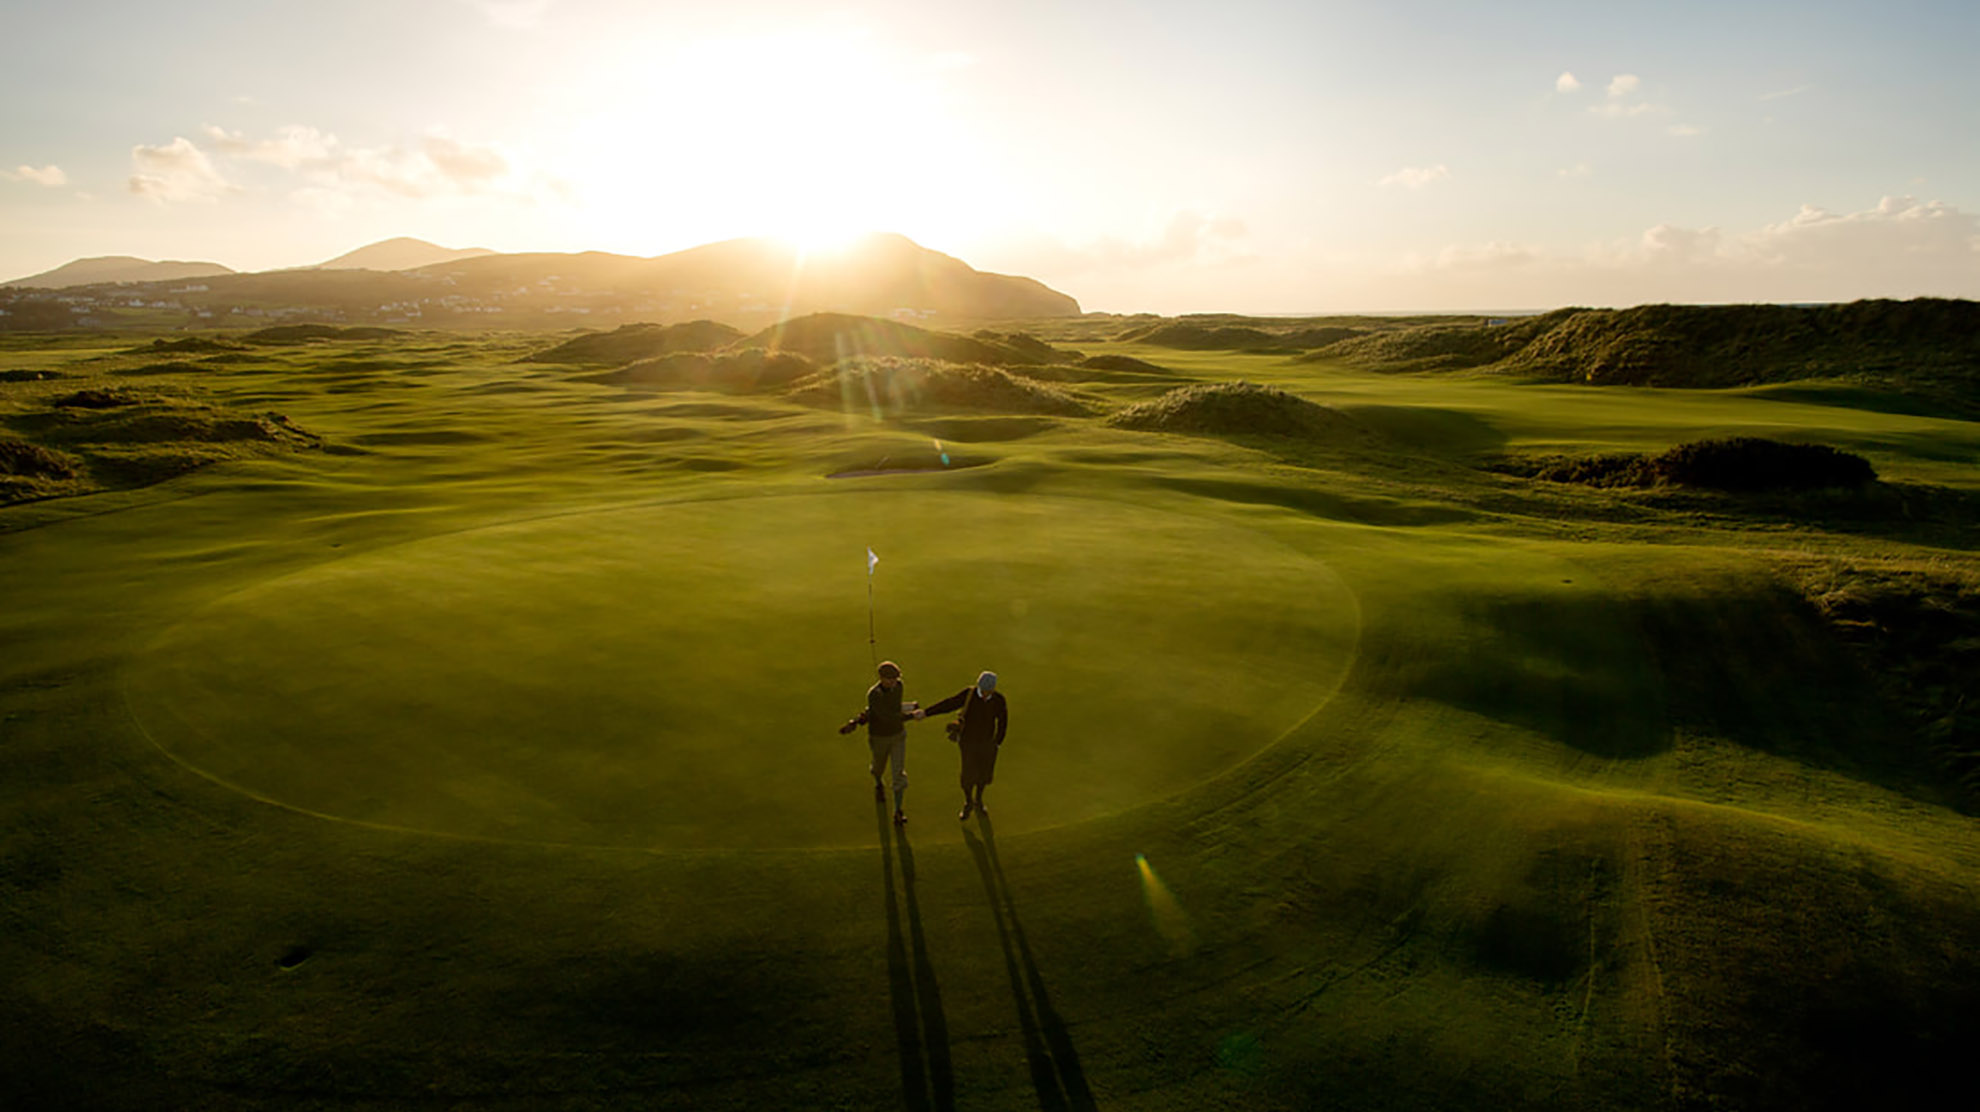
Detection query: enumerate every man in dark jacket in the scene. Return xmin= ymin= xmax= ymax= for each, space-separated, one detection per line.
xmin=919 ymin=670 xmax=1008 ymax=820
xmin=840 ymin=660 xmax=914 ymax=825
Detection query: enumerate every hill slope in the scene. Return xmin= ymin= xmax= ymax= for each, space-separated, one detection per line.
xmin=3 ymin=255 xmax=235 ymax=289
xmin=311 ymin=237 xmax=494 ymax=272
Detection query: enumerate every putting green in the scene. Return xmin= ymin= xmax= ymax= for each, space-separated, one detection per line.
xmin=123 ymin=490 xmax=1358 ymax=848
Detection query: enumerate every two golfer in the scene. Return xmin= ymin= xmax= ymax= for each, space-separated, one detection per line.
xmin=841 ymin=662 xmax=1007 ymax=824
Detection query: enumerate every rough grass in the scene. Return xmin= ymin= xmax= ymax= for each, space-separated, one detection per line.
xmin=1122 ymin=321 xmax=1377 ymax=352
xmin=1779 ymin=556 xmax=1980 ymax=804
xmin=1301 ymin=317 xmax=1548 ymax=371
xmin=1500 ymin=299 xmax=1980 ymax=389
xmin=1494 ymin=436 xmax=1878 ymax=491
xmin=131 ymin=336 xmax=244 ymax=355
xmin=785 ymin=356 xmax=1090 ymax=416
xmin=0 ymin=437 xmax=80 ymax=479
xmin=1118 ymin=321 xmax=1281 ymax=350
xmin=523 ymin=320 xmax=746 ymax=365
xmin=1 ymin=383 xmax=321 ymax=502
xmin=581 ymin=348 xmax=817 ymax=392
xmin=0 ymin=437 xmax=85 ymax=501
xmin=740 ymin=312 xmax=1047 ymax=366
xmin=1290 ymin=299 xmax=1980 ymax=416
xmin=970 ymin=329 xmax=1076 ymax=362
xmin=51 ymin=387 xmax=143 ymax=409
xmin=1106 ymin=380 xmax=1359 ymax=438
xmin=1078 ymin=353 xmax=1173 ymax=374
xmin=245 ymin=324 xmax=405 ymax=343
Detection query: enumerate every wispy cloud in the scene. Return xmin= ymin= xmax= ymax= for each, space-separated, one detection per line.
xmin=1557 ymin=162 xmax=1592 ymax=179
xmin=1760 ymin=84 xmax=1811 ymax=101
xmin=129 ymin=137 xmax=236 ymax=202
xmin=203 ymin=124 xmax=337 ymax=170
xmin=192 ymin=123 xmax=531 ymax=204
xmin=3 ymin=164 xmax=67 ymax=187
xmin=1378 ymin=164 xmax=1451 ymax=189
xmin=1585 ymin=73 xmax=1673 ymax=121
xmin=1555 ymin=71 xmax=1582 ymax=94
xmin=1668 ymin=124 xmax=1704 ymax=137
xmin=1402 ymin=196 xmax=1980 ymax=301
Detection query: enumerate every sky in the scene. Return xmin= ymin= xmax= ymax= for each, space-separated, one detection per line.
xmin=2 ymin=0 xmax=1976 ymax=313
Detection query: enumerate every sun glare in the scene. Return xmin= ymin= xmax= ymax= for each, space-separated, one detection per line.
xmin=559 ymin=26 xmax=995 ymax=258
xmin=777 ymin=223 xmax=876 ymax=256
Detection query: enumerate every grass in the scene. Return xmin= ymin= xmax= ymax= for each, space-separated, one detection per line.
xmin=2 ymin=320 xmax=1978 ymax=1109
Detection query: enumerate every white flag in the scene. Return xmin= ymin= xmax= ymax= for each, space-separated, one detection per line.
xmin=867 ymin=547 xmax=879 ymax=576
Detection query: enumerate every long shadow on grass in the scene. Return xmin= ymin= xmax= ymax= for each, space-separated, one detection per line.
xmin=963 ymin=818 xmax=1095 ymax=1112
xmin=878 ymin=798 xmax=954 ymax=1111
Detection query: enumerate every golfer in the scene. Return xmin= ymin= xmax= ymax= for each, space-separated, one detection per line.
xmin=841 ymin=660 xmax=913 ymax=826
xmin=918 ymin=671 xmax=1008 ymax=820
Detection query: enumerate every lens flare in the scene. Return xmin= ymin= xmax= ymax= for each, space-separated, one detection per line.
xmin=1135 ymin=854 xmax=1195 ymax=956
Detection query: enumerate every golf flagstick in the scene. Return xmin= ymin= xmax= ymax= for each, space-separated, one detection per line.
xmin=866 ymin=546 xmax=879 ymax=667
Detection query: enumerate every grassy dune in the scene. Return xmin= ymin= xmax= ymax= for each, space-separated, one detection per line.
xmin=2 ymin=322 xmax=1977 ymax=1109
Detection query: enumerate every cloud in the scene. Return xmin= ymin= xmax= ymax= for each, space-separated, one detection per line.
xmin=331 ymin=135 xmax=512 ymax=198
xmin=1397 ymin=196 xmax=1980 ymax=304
xmin=1745 ymin=195 xmax=1979 ymax=271
xmin=1585 ymin=74 xmax=1671 ymax=120
xmin=1556 ymin=71 xmax=1582 ymax=94
xmin=203 ymin=124 xmax=337 ymax=169
xmin=1557 ymin=162 xmax=1592 ymax=178
xmin=1760 ymin=85 xmax=1810 ymax=101
xmin=420 ymin=135 xmax=509 ymax=188
xmin=3 ymin=164 xmax=67 ymax=187
xmin=129 ymin=137 xmax=236 ymax=202
xmin=1378 ymin=164 xmax=1451 ymax=189
xmin=190 ymin=123 xmax=526 ymax=205
xmin=1635 ymin=223 xmax=1723 ymax=263
xmin=1668 ymin=123 xmax=1704 ymax=137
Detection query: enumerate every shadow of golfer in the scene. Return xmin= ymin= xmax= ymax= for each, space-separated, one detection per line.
xmin=878 ymin=798 xmax=954 ymax=1111
xmin=963 ymin=817 xmax=1096 ymax=1112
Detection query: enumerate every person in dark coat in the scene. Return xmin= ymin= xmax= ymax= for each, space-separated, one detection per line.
xmin=918 ymin=670 xmax=1007 ymax=820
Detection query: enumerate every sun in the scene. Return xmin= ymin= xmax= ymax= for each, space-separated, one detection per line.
xmin=557 ymin=25 xmax=998 ymax=259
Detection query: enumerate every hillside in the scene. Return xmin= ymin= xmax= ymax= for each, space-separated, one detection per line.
xmin=311 ymin=237 xmax=495 ymax=272
xmin=0 ymin=233 xmax=1079 ymax=331
xmin=3 ymin=255 xmax=234 ymax=289
xmin=419 ymin=233 xmax=1082 ymax=320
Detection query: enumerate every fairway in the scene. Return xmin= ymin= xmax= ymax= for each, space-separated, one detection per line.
xmin=4 ymin=321 xmax=1978 ymax=1112
xmin=123 ymin=490 xmax=1359 ymax=848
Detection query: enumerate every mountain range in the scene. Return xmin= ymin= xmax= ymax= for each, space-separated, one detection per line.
xmin=0 ymin=234 xmax=1080 ymax=324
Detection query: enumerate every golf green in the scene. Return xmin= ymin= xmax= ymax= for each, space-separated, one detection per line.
xmin=123 ymin=489 xmax=1359 ymax=849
